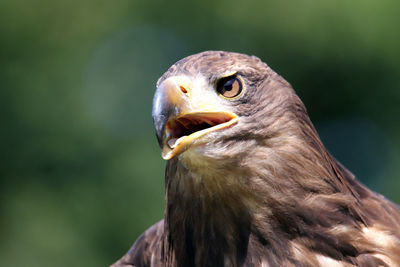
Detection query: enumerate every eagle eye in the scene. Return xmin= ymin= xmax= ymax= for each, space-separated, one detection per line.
xmin=216 ymin=75 xmax=243 ymax=99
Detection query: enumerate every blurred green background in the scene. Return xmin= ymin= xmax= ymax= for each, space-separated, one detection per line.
xmin=1 ymin=0 xmax=399 ymax=266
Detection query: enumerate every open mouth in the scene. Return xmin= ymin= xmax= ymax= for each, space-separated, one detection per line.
xmin=162 ymin=112 xmax=238 ymax=159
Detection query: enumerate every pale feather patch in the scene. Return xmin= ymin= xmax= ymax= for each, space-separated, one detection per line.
xmin=290 ymin=242 xmax=307 ymax=261
xmin=315 ymin=254 xmax=346 ymax=267
xmin=362 ymin=226 xmax=400 ymax=248
xmin=150 ymin=253 xmax=155 ymax=266
xmin=328 ymin=225 xmax=352 ymax=235
xmin=290 ymin=241 xmax=354 ymax=267
xmin=362 ymin=226 xmax=400 ymax=266
xmin=289 ymin=242 xmax=319 ymax=266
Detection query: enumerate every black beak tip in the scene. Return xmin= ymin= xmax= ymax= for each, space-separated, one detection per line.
xmin=152 ymin=114 xmax=166 ymax=147
xmin=152 ymin=77 xmax=190 ymax=149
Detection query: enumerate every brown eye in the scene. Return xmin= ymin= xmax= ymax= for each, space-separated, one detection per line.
xmin=217 ymin=76 xmax=243 ymax=99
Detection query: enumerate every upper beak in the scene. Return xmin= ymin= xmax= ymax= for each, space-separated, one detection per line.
xmin=152 ymin=76 xmax=192 ymax=147
xmin=152 ymin=76 xmax=238 ymax=160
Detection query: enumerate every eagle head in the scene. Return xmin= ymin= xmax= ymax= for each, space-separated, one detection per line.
xmin=152 ymin=51 xmax=298 ymax=172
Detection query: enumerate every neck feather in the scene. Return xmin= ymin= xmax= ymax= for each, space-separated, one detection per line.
xmin=162 ymin=117 xmax=375 ymax=266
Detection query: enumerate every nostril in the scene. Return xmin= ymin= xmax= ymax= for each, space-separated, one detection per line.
xmin=179 ymin=86 xmax=188 ymax=94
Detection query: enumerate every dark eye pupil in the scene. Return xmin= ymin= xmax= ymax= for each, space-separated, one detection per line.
xmin=223 ymin=80 xmax=234 ymax=91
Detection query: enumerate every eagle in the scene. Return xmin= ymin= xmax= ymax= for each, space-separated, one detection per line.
xmin=112 ymin=51 xmax=400 ymax=266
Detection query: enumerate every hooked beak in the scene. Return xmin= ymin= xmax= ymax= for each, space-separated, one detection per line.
xmin=152 ymin=76 xmax=238 ymax=160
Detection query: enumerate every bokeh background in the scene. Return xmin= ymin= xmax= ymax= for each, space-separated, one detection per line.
xmin=1 ymin=0 xmax=400 ymax=266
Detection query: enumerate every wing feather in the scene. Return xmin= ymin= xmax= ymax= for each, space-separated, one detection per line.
xmin=111 ymin=220 xmax=164 ymax=267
